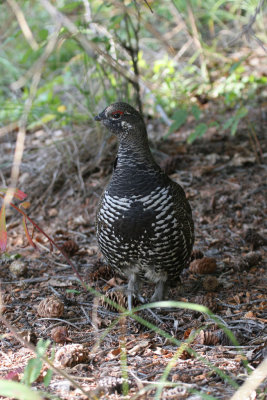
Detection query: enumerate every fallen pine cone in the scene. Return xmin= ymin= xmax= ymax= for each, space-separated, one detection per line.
xmin=194 ymin=294 xmax=218 ymax=312
xmin=178 ymin=349 xmax=191 ymax=360
xmin=59 ymin=239 xmax=79 ymax=257
xmin=189 ymin=257 xmax=217 ymax=274
xmin=51 ymin=326 xmax=71 ymax=344
xmin=100 ymin=290 xmax=138 ymax=312
xmin=237 ymin=251 xmax=262 ymax=271
xmin=37 ymin=296 xmax=64 ymax=318
xmin=244 ymin=228 xmax=266 ymax=250
xmin=194 ymin=329 xmax=220 ymax=346
xmin=89 ymin=261 xmax=114 ymax=282
xmin=54 ymin=344 xmax=89 ymax=368
xmin=203 ymin=275 xmax=219 ymax=291
xmin=194 ymin=329 xmax=232 ymax=346
xmin=9 ymin=260 xmax=28 ymax=278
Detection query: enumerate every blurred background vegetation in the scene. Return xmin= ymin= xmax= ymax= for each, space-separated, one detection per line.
xmin=0 ymin=0 xmax=266 ymax=198
xmin=0 ymin=0 xmax=266 ymax=131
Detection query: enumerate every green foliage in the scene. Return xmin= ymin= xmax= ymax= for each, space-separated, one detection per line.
xmin=187 ymin=122 xmax=208 ymax=144
xmin=166 ymin=104 xmax=217 ymax=143
xmin=212 ymin=63 xmax=267 ymax=107
xmin=223 ymin=106 xmax=248 ymax=136
xmin=167 ymin=108 xmax=188 ymax=136
xmin=0 ymin=380 xmax=43 ymax=400
xmin=22 ymin=339 xmax=53 ymax=387
xmin=0 ymin=0 xmax=265 ymax=138
xmin=23 ymin=358 xmax=43 ymax=386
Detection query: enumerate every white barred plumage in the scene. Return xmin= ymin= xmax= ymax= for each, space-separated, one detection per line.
xmin=95 ymin=102 xmax=194 ymax=308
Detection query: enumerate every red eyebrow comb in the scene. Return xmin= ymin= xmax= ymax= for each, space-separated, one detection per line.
xmin=112 ymin=110 xmax=124 ymax=115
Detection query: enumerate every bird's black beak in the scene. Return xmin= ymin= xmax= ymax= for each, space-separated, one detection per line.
xmin=94 ymin=110 xmax=105 ymax=121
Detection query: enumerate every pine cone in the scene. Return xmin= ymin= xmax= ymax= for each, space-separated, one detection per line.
xmin=203 ymin=275 xmax=219 ymax=291
xmin=59 ymin=240 xmax=79 ymax=256
xmin=237 ymin=252 xmax=262 ymax=271
xmin=37 ymin=296 xmax=64 ymax=318
xmin=189 ymin=257 xmax=217 ymax=274
xmin=194 ymin=329 xmax=220 ymax=346
xmin=9 ymin=260 xmax=28 ymax=277
xmin=51 ymin=326 xmax=71 ymax=344
xmin=54 ymin=344 xmax=89 ymax=368
xmin=100 ymin=290 xmax=137 ymax=312
xmin=178 ymin=349 xmax=191 ymax=360
xmin=194 ymin=329 xmax=232 ymax=346
xmin=89 ymin=261 xmax=114 ymax=282
xmin=194 ymin=294 xmax=218 ymax=312
xmin=244 ymin=229 xmax=266 ymax=250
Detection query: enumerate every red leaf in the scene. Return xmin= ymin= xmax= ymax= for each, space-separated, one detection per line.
xmin=0 ymin=188 xmax=27 ymax=201
xmin=0 ymin=203 xmax=7 ymax=252
xmin=22 ymin=216 xmax=37 ymax=249
xmin=14 ymin=189 xmax=27 ymax=201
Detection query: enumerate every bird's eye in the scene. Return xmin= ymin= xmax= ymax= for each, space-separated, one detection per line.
xmin=111 ymin=111 xmax=123 ymax=119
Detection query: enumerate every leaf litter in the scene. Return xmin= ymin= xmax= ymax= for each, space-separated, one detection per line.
xmin=0 ymin=102 xmax=266 ymax=399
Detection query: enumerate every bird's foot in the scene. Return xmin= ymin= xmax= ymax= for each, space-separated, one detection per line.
xmin=150 ymin=281 xmax=169 ymax=303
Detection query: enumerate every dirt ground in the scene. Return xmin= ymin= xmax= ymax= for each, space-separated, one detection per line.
xmin=0 ymin=100 xmax=266 ymax=399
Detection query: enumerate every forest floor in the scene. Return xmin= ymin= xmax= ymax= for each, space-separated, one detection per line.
xmin=0 ymin=98 xmax=266 ymax=399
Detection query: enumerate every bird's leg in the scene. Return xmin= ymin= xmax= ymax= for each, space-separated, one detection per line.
xmin=150 ymin=281 xmax=168 ymax=303
xmin=127 ymin=273 xmax=139 ymax=310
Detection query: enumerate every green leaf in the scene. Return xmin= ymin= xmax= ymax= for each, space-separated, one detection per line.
xmin=167 ymin=120 xmax=183 ymax=135
xmin=66 ymin=289 xmax=81 ymax=294
xmin=187 ymin=123 xmax=207 ymax=144
xmin=223 ymin=107 xmax=248 ymax=135
xmin=223 ymin=116 xmax=235 ymax=131
xmin=229 ymin=60 xmax=242 ymax=74
xmin=22 ymin=358 xmax=43 ymax=385
xmin=36 ymin=339 xmax=51 ymax=358
xmin=165 ymin=108 xmax=187 ymax=137
xmin=172 ymin=108 xmax=187 ymax=123
xmin=0 ymin=57 xmax=20 ymax=78
xmin=236 ymin=106 xmax=248 ymax=119
xmin=230 ymin=118 xmax=240 ymax=136
xmin=38 ymin=29 xmax=48 ymax=41
xmin=0 ymin=380 xmax=43 ymax=400
xmin=110 ymin=15 xmax=124 ymax=27
xmin=59 ymin=1 xmax=81 ymax=12
xmin=27 ymin=114 xmax=56 ymax=130
xmin=43 ymin=368 xmax=53 ymax=387
xmin=191 ymin=104 xmax=201 ymax=120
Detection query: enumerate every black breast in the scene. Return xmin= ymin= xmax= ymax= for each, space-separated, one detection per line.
xmin=112 ymin=201 xmax=155 ymax=241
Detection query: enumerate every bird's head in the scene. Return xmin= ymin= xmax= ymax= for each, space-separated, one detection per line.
xmin=94 ymin=102 xmax=146 ymax=141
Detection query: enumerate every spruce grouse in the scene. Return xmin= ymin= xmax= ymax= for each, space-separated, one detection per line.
xmin=95 ymin=102 xmax=194 ymax=309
